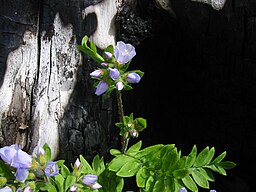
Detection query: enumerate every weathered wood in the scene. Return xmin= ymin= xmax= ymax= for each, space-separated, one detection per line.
xmin=0 ymin=0 xmax=119 ymax=162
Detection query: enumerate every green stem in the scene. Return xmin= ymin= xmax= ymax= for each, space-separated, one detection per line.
xmin=116 ymin=91 xmax=129 ymax=153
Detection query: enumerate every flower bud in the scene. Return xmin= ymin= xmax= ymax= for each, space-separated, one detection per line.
xmin=37 ymin=147 xmax=45 ymax=156
xmin=0 ymin=177 xmax=7 ymax=187
xmin=82 ymin=174 xmax=98 ymax=186
xmin=109 ymin=68 xmax=120 ymax=80
xmin=90 ymin=69 xmax=102 ymax=78
xmin=70 ymin=185 xmax=77 ymax=192
xmin=104 ymin=52 xmax=112 ymax=60
xmin=95 ymin=81 xmax=109 ymax=96
xmin=91 ymin=182 xmax=102 ymax=190
xmin=127 ymin=72 xmax=141 ymax=83
xmin=116 ymin=82 xmax=124 ymax=91
xmin=74 ymin=158 xmax=80 ymax=168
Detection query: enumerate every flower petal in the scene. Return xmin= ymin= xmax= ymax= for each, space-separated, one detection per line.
xmin=95 ymin=81 xmax=109 ymax=96
xmin=127 ymin=72 xmax=141 ymax=83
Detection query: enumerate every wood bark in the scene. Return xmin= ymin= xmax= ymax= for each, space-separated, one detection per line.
xmin=0 ymin=0 xmax=119 ymax=165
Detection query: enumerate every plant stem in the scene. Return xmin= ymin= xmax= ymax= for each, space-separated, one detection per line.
xmin=116 ymin=90 xmax=129 ymax=153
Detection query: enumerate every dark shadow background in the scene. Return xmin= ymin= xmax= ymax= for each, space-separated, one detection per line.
xmin=120 ymin=0 xmax=256 ymax=191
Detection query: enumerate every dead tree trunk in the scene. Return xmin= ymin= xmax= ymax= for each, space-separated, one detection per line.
xmin=0 ymin=0 xmax=121 ymax=165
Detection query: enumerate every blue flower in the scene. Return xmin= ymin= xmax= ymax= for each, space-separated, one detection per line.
xmin=127 ymin=72 xmax=141 ymax=83
xmin=116 ymin=81 xmax=124 ymax=91
xmin=178 ymin=187 xmax=187 ymax=192
xmin=16 ymin=186 xmax=32 ymax=192
xmin=109 ymin=68 xmax=120 ymax=80
xmin=0 ymin=144 xmax=20 ymax=164
xmin=44 ymin=161 xmax=59 ymax=177
xmin=114 ymin=41 xmax=136 ymax=64
xmin=95 ymin=81 xmax=109 ymax=96
xmin=0 ymin=144 xmax=32 ymax=183
xmin=104 ymin=52 xmax=112 ymax=60
xmin=90 ymin=69 xmax=103 ymax=78
xmin=37 ymin=147 xmax=45 ymax=156
xmin=14 ymin=168 xmax=29 ymax=183
xmin=11 ymin=149 xmax=32 ymax=169
xmin=0 ymin=186 xmax=12 ymax=192
xmin=82 ymin=174 xmax=102 ymax=190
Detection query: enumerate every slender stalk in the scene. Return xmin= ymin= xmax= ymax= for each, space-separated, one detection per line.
xmin=116 ymin=90 xmax=129 ymax=153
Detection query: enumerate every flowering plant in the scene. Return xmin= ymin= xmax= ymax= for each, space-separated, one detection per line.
xmin=0 ymin=35 xmax=236 ymax=192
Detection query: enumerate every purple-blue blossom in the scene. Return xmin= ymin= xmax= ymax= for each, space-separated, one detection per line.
xmin=82 ymin=174 xmax=102 ymax=190
xmin=44 ymin=161 xmax=59 ymax=177
xmin=0 ymin=186 xmax=12 ymax=192
xmin=109 ymin=68 xmax=120 ymax=80
xmin=127 ymin=72 xmax=141 ymax=83
xmin=104 ymin=52 xmax=112 ymax=60
xmin=16 ymin=186 xmax=32 ymax=192
xmin=74 ymin=158 xmax=80 ymax=168
xmin=114 ymin=41 xmax=136 ymax=64
xmin=95 ymin=81 xmax=109 ymax=96
xmin=82 ymin=174 xmax=98 ymax=185
xmin=0 ymin=144 xmax=32 ymax=183
xmin=37 ymin=147 xmax=45 ymax=156
xmin=11 ymin=149 xmax=32 ymax=169
xmin=15 ymin=168 xmax=29 ymax=183
xmin=116 ymin=81 xmax=124 ymax=91
xmin=90 ymin=69 xmax=102 ymax=78
xmin=0 ymin=144 xmax=20 ymax=164
xmin=178 ymin=187 xmax=187 ymax=192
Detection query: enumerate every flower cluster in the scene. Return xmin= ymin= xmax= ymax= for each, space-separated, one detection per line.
xmin=90 ymin=41 xmax=141 ymax=96
xmin=0 ymin=144 xmax=102 ymax=192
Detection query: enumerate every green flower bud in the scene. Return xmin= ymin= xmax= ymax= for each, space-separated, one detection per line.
xmin=0 ymin=177 xmax=7 ymax=187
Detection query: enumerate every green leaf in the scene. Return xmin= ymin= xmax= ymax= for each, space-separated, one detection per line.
xmin=194 ymin=147 xmax=215 ymax=167
xmin=109 ymin=149 xmax=122 ymax=156
xmin=145 ymin=176 xmax=154 ymax=191
xmin=77 ymin=35 xmax=104 ymax=63
xmin=0 ymin=160 xmax=15 ymax=179
xmin=191 ymin=169 xmax=209 ymax=189
xmin=172 ymin=168 xmax=190 ymax=179
xmin=64 ymin=175 xmax=76 ymax=192
xmin=43 ymin=143 xmax=52 ymax=162
xmin=104 ymin=44 xmax=114 ymax=54
xmin=218 ymin=161 xmax=236 ymax=169
xmin=79 ymin=155 xmax=93 ymax=174
xmin=60 ymin=164 xmax=70 ymax=178
xmin=153 ymin=177 xmax=165 ymax=192
xmin=98 ymin=169 xmax=123 ymax=192
xmin=164 ymin=177 xmax=177 ymax=192
xmin=39 ymin=183 xmax=58 ymax=192
xmin=134 ymin=117 xmax=147 ymax=132
xmin=126 ymin=140 xmax=142 ymax=155
xmin=205 ymin=164 xmax=226 ymax=175
xmin=182 ymin=175 xmax=198 ymax=192
xmin=92 ymin=155 xmax=105 ymax=175
xmin=116 ymin=159 xmax=141 ymax=177
xmin=197 ymin=167 xmax=215 ymax=182
xmin=161 ymin=145 xmax=177 ymax=172
xmin=185 ymin=145 xmax=197 ymax=168
xmin=211 ymin=151 xmax=226 ymax=164
xmin=136 ymin=166 xmax=149 ymax=188
xmin=108 ymin=155 xmax=135 ymax=172
xmin=90 ymin=41 xmax=97 ymax=53
xmin=54 ymin=174 xmax=64 ymax=192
